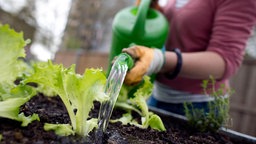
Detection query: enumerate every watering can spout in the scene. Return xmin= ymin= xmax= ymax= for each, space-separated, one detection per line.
xmin=115 ymin=53 xmax=134 ymax=70
xmin=132 ymin=0 xmax=151 ymax=37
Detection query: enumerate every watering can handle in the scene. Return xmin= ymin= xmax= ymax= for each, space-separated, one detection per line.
xmin=132 ymin=0 xmax=151 ymax=37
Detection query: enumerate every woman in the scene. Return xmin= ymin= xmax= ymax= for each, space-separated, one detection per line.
xmin=123 ymin=0 xmax=256 ymax=115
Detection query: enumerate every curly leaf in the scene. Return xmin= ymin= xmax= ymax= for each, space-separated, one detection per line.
xmin=0 ymin=24 xmax=28 ymax=83
xmin=44 ymin=123 xmax=75 ymax=136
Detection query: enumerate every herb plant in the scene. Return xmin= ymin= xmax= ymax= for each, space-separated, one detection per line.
xmin=184 ymin=75 xmax=233 ymax=132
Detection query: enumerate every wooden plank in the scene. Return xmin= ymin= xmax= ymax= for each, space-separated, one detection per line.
xmin=248 ymin=115 xmax=256 ymax=136
xmin=76 ymin=53 xmax=109 ymax=74
xmin=240 ymin=114 xmax=256 ymax=137
xmin=54 ymin=51 xmax=78 ymax=68
xmin=243 ymin=58 xmax=256 ymax=65
xmin=229 ymin=61 xmax=256 ymax=137
xmin=229 ymin=108 xmax=256 ymax=136
xmin=230 ymin=64 xmax=251 ymax=105
xmin=229 ymin=111 xmax=241 ymax=131
xmin=54 ymin=51 xmax=110 ymax=74
xmin=243 ymin=65 xmax=256 ymax=137
xmin=245 ymin=66 xmax=256 ymax=106
xmin=241 ymin=115 xmax=254 ymax=136
xmin=230 ymin=104 xmax=256 ymax=115
xmin=251 ymin=116 xmax=256 ymax=136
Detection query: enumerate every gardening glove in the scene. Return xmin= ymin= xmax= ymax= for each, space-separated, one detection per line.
xmin=135 ymin=0 xmax=162 ymax=12
xmin=122 ymin=45 xmax=165 ymax=85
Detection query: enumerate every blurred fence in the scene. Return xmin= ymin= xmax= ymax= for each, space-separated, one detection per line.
xmin=229 ymin=58 xmax=256 ymax=137
xmin=54 ymin=50 xmax=256 ymax=137
xmin=54 ymin=50 xmax=109 ymax=73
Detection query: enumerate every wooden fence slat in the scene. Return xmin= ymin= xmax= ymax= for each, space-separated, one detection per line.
xmin=54 ymin=51 xmax=78 ymax=68
xmin=230 ymin=104 xmax=256 ymax=115
xmin=229 ymin=111 xmax=241 ymax=131
xmin=241 ymin=115 xmax=253 ymax=134
xmin=246 ymin=66 xmax=256 ymax=106
xmin=54 ymin=51 xmax=109 ymax=74
xmin=76 ymin=53 xmax=109 ymax=74
xmin=230 ymin=65 xmax=251 ymax=105
xmin=229 ymin=59 xmax=256 ymax=137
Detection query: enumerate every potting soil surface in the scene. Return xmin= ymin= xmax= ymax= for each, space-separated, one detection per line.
xmin=0 ymin=94 xmax=245 ymax=144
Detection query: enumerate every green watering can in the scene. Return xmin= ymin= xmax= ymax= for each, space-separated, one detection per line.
xmin=108 ymin=0 xmax=169 ymax=77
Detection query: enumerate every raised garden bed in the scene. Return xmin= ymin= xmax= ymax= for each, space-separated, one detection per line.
xmin=0 ymin=94 xmax=255 ymax=144
xmin=1 ymin=24 xmax=255 ymax=144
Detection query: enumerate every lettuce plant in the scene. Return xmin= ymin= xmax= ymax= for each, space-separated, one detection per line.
xmin=0 ymin=24 xmax=39 ymax=126
xmin=25 ymin=61 xmax=108 ymax=136
xmin=112 ymin=76 xmax=166 ymax=131
xmin=0 ymin=24 xmax=30 ymax=83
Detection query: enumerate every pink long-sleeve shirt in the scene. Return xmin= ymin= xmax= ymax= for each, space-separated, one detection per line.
xmin=156 ymin=0 xmax=256 ymax=94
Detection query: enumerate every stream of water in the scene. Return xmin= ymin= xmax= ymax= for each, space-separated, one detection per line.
xmin=95 ymin=54 xmax=130 ymax=143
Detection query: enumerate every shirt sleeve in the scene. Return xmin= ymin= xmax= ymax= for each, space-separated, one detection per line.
xmin=207 ymin=0 xmax=256 ymax=80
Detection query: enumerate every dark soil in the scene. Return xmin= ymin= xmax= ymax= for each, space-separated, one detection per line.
xmin=0 ymin=94 xmax=251 ymax=144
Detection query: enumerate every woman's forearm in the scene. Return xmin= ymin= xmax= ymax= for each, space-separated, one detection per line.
xmin=161 ymin=51 xmax=226 ymax=80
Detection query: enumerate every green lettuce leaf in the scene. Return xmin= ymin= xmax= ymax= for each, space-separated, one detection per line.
xmin=0 ymin=24 xmax=38 ymax=126
xmin=25 ymin=61 xmax=108 ymax=136
xmin=110 ymin=113 xmax=132 ymax=125
xmin=0 ymin=24 xmax=29 ymax=83
xmin=44 ymin=123 xmax=74 ymax=136
xmin=0 ymin=85 xmax=39 ymax=126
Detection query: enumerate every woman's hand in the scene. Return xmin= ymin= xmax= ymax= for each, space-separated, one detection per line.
xmin=122 ymin=45 xmax=164 ymax=85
